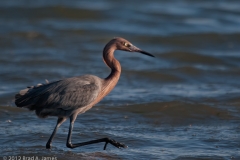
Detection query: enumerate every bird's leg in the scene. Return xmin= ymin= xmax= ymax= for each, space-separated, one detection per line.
xmin=46 ymin=117 xmax=66 ymax=149
xmin=66 ymin=114 xmax=127 ymax=150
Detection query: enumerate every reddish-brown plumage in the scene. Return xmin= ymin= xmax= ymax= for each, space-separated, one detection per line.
xmin=15 ymin=37 xmax=154 ymax=150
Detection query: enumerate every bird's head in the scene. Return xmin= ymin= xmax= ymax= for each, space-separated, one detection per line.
xmin=107 ymin=37 xmax=154 ymax=57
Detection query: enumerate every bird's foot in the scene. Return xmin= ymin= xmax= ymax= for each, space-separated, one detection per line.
xmin=46 ymin=142 xmax=52 ymax=149
xmin=103 ymin=138 xmax=127 ymax=150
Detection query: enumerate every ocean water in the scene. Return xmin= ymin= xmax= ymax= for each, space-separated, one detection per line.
xmin=0 ymin=0 xmax=240 ymax=159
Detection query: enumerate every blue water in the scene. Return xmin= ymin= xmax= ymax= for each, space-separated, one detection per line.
xmin=0 ymin=0 xmax=240 ymax=159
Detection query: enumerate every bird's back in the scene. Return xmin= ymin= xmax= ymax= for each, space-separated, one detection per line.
xmin=15 ymin=75 xmax=102 ymax=118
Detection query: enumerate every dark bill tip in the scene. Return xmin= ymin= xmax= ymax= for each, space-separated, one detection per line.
xmin=130 ymin=45 xmax=155 ymax=57
xmin=138 ymin=50 xmax=155 ymax=57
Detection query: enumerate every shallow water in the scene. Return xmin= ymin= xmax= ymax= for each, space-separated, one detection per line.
xmin=0 ymin=0 xmax=240 ymax=159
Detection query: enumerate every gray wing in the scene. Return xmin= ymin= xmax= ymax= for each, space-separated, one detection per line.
xmin=15 ymin=75 xmax=102 ymax=111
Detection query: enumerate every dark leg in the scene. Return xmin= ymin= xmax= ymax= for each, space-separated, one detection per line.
xmin=46 ymin=117 xmax=66 ymax=149
xmin=66 ymin=114 xmax=127 ymax=150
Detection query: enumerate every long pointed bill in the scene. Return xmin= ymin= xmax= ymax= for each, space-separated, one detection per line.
xmin=138 ymin=50 xmax=155 ymax=57
xmin=130 ymin=45 xmax=155 ymax=57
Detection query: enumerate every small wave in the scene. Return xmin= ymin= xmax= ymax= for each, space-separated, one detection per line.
xmin=111 ymin=101 xmax=233 ymax=125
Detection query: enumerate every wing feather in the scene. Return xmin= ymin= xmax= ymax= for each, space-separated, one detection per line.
xmin=15 ymin=75 xmax=102 ymax=111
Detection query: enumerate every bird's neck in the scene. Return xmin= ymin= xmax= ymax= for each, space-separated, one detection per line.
xmin=102 ymin=44 xmax=121 ymax=93
xmin=103 ymin=45 xmax=121 ymax=79
xmin=89 ymin=46 xmax=121 ymax=107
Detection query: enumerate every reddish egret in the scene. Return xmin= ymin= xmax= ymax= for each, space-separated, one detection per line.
xmin=15 ymin=37 xmax=154 ymax=150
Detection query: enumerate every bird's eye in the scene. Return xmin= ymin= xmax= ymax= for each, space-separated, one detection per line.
xmin=124 ymin=42 xmax=131 ymax=47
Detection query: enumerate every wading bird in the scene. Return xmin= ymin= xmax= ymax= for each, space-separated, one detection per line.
xmin=15 ymin=37 xmax=154 ymax=150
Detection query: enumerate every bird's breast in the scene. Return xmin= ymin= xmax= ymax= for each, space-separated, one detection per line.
xmin=93 ymin=73 xmax=120 ymax=106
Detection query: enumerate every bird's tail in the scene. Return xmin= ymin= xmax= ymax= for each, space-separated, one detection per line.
xmin=15 ymin=86 xmax=34 ymax=109
xmin=15 ymin=87 xmax=31 ymax=100
xmin=15 ymin=79 xmax=49 ymax=109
